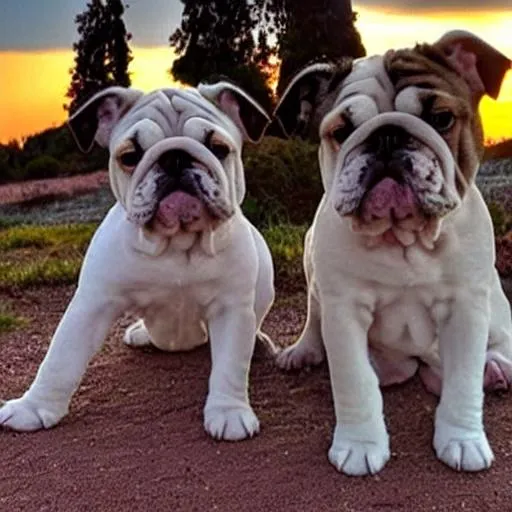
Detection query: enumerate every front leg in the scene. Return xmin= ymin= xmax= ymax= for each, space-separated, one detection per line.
xmin=0 ymin=289 xmax=125 ymax=431
xmin=204 ymin=298 xmax=259 ymax=441
xmin=322 ymin=295 xmax=390 ymax=476
xmin=434 ymin=290 xmax=494 ymax=471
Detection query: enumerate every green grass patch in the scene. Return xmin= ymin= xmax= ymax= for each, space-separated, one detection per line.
xmin=0 ymin=258 xmax=82 ymax=288
xmin=263 ymin=223 xmax=307 ymax=263
xmin=0 ymin=223 xmax=97 ymax=251
xmin=262 ymin=223 xmax=307 ymax=293
xmin=0 ymin=223 xmax=96 ymax=289
xmin=0 ymin=221 xmax=308 ymax=290
xmin=0 ymin=312 xmax=26 ymax=333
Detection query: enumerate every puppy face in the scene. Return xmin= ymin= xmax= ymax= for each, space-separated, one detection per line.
xmin=275 ymin=31 xmax=511 ymax=248
xmin=68 ymin=83 xmax=270 ymax=238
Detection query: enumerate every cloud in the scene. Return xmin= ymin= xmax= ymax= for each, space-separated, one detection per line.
xmin=0 ymin=0 xmax=183 ymax=51
xmin=1 ymin=0 xmax=509 ymax=51
xmin=354 ymin=0 xmax=512 ymax=11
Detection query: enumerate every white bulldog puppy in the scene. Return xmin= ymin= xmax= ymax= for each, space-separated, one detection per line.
xmin=0 ymin=82 xmax=275 ymax=441
xmin=274 ymin=31 xmax=512 ymax=474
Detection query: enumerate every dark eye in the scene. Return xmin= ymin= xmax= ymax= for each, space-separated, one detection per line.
xmin=205 ymin=130 xmax=231 ymax=160
xmin=331 ymin=124 xmax=353 ymax=145
xmin=118 ymin=140 xmax=144 ymax=172
xmin=119 ymin=149 xmax=143 ymax=168
xmin=209 ymin=142 xmax=231 ymax=160
xmin=425 ymin=111 xmax=455 ymax=133
xmin=330 ymin=116 xmax=354 ymax=146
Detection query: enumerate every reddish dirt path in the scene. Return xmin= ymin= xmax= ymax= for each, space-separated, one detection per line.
xmin=0 ymin=171 xmax=108 ymax=206
xmin=1 ymin=286 xmax=512 ymax=512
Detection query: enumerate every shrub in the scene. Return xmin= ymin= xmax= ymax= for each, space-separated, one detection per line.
xmin=24 ymin=155 xmax=62 ymax=180
xmin=242 ymin=136 xmax=322 ymax=227
xmin=488 ymin=201 xmax=512 ymax=237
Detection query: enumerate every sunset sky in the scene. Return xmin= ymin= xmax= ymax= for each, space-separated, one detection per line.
xmin=0 ymin=1 xmax=511 ymax=144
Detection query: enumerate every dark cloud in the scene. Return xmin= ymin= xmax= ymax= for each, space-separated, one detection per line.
xmin=353 ymin=0 xmax=511 ymax=10
xmin=0 ymin=0 xmax=183 ymax=51
xmin=0 ymin=0 xmax=508 ymax=51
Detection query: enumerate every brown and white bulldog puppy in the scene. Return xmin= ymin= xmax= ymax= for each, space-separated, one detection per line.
xmin=0 ymin=82 xmax=275 ymax=442
xmin=274 ymin=31 xmax=512 ymax=475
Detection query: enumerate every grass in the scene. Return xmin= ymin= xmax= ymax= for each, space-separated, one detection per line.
xmin=0 ymin=223 xmax=97 ymax=251
xmin=0 ymin=311 xmax=26 ymax=333
xmin=0 ymin=259 xmax=82 ymax=288
xmin=262 ymin=223 xmax=307 ymax=293
xmin=0 ymin=223 xmax=97 ymax=289
xmin=262 ymin=223 xmax=306 ymax=264
xmin=0 ymin=221 xmax=308 ymax=290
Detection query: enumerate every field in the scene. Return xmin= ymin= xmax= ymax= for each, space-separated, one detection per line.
xmin=1 ymin=167 xmax=512 ymax=511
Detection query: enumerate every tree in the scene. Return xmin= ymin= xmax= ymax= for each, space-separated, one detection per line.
xmin=66 ymin=0 xmax=132 ymax=114
xmin=169 ymin=0 xmax=275 ymax=111
xmin=262 ymin=0 xmax=366 ymax=94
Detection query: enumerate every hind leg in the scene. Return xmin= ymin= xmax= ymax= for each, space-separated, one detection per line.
xmin=276 ymin=229 xmax=324 ymax=370
xmin=124 ymin=300 xmax=207 ymax=352
xmin=417 ymin=271 xmax=512 ymax=396
xmin=485 ymin=271 xmax=512 ymax=391
xmin=369 ymin=348 xmax=419 ymax=388
xmin=276 ymin=286 xmax=324 ymax=370
xmin=124 ymin=319 xmax=153 ymax=347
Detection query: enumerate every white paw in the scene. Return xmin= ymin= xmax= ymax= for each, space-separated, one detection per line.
xmin=123 ymin=319 xmax=153 ymax=347
xmin=434 ymin=416 xmax=494 ymax=471
xmin=328 ymin=420 xmax=390 ymax=476
xmin=204 ymin=406 xmax=260 ymax=441
xmin=0 ymin=397 xmax=65 ymax=432
xmin=276 ymin=341 xmax=324 ymax=371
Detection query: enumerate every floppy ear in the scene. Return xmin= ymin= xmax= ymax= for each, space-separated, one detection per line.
xmin=197 ymin=81 xmax=271 ymax=143
xmin=434 ymin=30 xmax=511 ymax=100
xmin=68 ymin=87 xmax=143 ymax=152
xmin=273 ymin=59 xmax=353 ymax=141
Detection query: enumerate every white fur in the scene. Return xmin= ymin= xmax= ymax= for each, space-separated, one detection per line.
xmin=277 ymin=55 xmax=512 ymax=475
xmin=0 ymin=87 xmax=274 ymax=442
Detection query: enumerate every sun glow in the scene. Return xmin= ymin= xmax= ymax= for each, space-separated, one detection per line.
xmin=0 ymin=8 xmax=511 ymax=144
xmin=0 ymin=46 xmax=180 ymax=144
xmin=354 ymin=6 xmax=512 ymax=143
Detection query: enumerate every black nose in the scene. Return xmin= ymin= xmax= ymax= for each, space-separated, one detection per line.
xmin=367 ymin=126 xmax=410 ymax=156
xmin=158 ymin=149 xmax=193 ymax=176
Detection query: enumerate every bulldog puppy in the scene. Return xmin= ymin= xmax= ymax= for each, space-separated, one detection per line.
xmin=274 ymin=31 xmax=512 ymax=474
xmin=0 ymin=82 xmax=275 ymax=441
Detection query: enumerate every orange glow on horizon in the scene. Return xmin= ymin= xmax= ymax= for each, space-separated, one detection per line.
xmin=0 ymin=46 xmax=181 ymax=144
xmin=0 ymin=8 xmax=511 ymax=144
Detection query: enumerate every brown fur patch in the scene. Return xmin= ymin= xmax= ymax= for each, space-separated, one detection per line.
xmin=384 ymin=45 xmax=485 ymax=193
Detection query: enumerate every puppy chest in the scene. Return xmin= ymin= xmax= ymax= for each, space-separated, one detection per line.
xmin=369 ymin=291 xmax=450 ymax=356
xmin=131 ymin=288 xmax=208 ymax=351
xmin=130 ymin=287 xmax=204 ymax=314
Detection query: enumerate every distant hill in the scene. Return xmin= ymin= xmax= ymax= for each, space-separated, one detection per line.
xmin=485 ymin=139 xmax=512 ymax=160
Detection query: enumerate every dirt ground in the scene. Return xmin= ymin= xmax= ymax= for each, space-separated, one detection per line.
xmin=1 ymin=286 xmax=512 ymax=512
xmin=0 ymin=172 xmax=108 ymax=206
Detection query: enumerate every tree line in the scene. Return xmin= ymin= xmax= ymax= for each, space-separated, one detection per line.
xmin=0 ymin=0 xmax=366 ymax=183
xmin=67 ymin=0 xmax=366 ymax=113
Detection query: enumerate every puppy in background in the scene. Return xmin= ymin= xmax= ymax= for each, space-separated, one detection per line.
xmin=274 ymin=31 xmax=512 ymax=475
xmin=0 ymin=82 xmax=274 ymax=442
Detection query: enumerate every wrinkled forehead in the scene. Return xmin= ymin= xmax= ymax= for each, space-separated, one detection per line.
xmin=334 ymin=48 xmax=468 ymax=115
xmin=110 ymin=87 xmax=239 ymax=147
xmin=335 ymin=55 xmax=395 ymax=113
